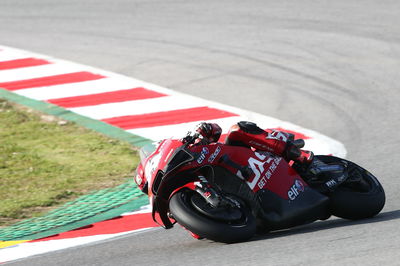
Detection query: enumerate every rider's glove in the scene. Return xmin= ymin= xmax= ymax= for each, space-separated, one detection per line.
xmin=284 ymin=141 xmax=301 ymax=160
xmin=196 ymin=122 xmax=222 ymax=143
xmin=284 ymin=141 xmax=314 ymax=164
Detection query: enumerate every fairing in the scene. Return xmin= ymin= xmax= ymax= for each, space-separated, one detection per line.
xmin=139 ymin=138 xmax=328 ymax=229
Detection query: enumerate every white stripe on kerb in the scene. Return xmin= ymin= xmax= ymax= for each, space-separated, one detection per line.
xmin=0 ymin=63 xmax=87 ymax=83
xmin=69 ymin=95 xmax=208 ymax=120
xmin=15 ymin=77 xmax=140 ymax=100
xmin=127 ymin=116 xmax=245 ymax=141
xmin=0 ymin=50 xmax=35 ymax=62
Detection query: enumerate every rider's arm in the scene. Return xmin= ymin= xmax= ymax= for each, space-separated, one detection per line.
xmin=225 ymin=121 xmax=313 ymax=164
xmin=226 ymin=122 xmax=288 ymax=154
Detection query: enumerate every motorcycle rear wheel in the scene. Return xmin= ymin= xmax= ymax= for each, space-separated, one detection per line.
xmin=316 ymin=155 xmax=385 ymax=220
xmin=169 ymin=188 xmax=256 ymax=243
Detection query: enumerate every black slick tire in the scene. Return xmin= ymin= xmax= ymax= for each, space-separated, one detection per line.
xmin=169 ymin=188 xmax=256 ymax=243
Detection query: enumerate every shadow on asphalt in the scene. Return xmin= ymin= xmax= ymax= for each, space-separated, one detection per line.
xmin=251 ymin=209 xmax=400 ymax=242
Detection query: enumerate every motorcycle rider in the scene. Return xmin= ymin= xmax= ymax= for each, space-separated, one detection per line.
xmin=136 ymin=121 xmax=336 ymax=196
xmin=190 ymin=121 xmax=314 ymax=166
xmin=190 ymin=121 xmax=348 ymax=193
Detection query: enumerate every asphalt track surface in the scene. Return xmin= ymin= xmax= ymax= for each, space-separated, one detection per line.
xmin=2 ymin=0 xmax=400 ymax=265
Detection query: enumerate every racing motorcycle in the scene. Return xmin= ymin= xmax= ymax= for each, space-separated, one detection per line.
xmin=134 ymin=131 xmax=385 ymax=243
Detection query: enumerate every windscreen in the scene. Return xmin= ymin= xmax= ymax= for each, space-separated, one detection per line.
xmin=139 ymin=142 xmax=158 ymax=162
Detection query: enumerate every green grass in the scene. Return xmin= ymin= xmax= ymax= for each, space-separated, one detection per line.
xmin=0 ymin=99 xmax=139 ymax=226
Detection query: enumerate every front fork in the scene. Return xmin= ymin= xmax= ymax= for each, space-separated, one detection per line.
xmin=194 ymin=175 xmax=239 ymax=208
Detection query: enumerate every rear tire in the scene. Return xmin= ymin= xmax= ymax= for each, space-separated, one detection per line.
xmin=169 ymin=188 xmax=256 ymax=243
xmin=316 ymin=156 xmax=385 ymax=220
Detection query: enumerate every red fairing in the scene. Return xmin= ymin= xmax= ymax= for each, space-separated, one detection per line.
xmin=242 ymin=151 xmax=308 ymax=198
xmin=185 ymin=144 xmax=307 ymax=199
xmin=140 ymin=137 xmax=317 ymax=230
xmin=225 ymin=124 xmax=289 ymax=155
xmin=135 ymin=163 xmax=146 ymax=190
xmin=143 ymin=139 xmax=184 ymax=197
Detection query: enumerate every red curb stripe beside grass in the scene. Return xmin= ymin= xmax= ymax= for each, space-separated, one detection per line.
xmin=30 ymin=213 xmax=156 ymax=242
xmin=0 ymin=71 xmax=105 ymax=91
xmin=102 ymin=106 xmax=239 ymax=129
xmin=0 ymin=88 xmax=152 ymax=147
xmin=47 ymin=87 xmax=168 ymax=108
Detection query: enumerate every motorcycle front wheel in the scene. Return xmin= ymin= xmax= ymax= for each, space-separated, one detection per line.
xmin=316 ymin=155 xmax=385 ymax=220
xmin=169 ymin=188 xmax=256 ymax=243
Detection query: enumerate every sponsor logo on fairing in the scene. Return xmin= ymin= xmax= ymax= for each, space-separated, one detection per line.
xmin=208 ymin=146 xmax=221 ymax=163
xmin=267 ymin=131 xmax=288 ymax=142
xmin=144 ymin=153 xmax=162 ymax=179
xmin=245 ymin=152 xmax=282 ymax=190
xmin=135 ymin=172 xmax=143 ymax=186
xmin=325 ymin=179 xmax=337 ymax=188
xmin=288 ymin=179 xmax=305 ymax=200
xmin=197 ymin=147 xmax=209 ymax=164
xmin=248 ymin=140 xmax=271 ymax=151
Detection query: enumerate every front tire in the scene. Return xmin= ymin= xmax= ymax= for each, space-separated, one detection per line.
xmin=316 ymin=155 xmax=385 ymax=220
xmin=169 ymin=188 xmax=256 ymax=243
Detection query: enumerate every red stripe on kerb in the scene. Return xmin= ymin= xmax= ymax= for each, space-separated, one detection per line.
xmin=102 ymin=107 xmax=239 ymax=130
xmin=30 ymin=213 xmax=157 ymax=242
xmin=0 ymin=58 xmax=51 ymax=70
xmin=47 ymin=87 xmax=167 ymax=108
xmin=0 ymin=71 xmax=105 ymax=91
